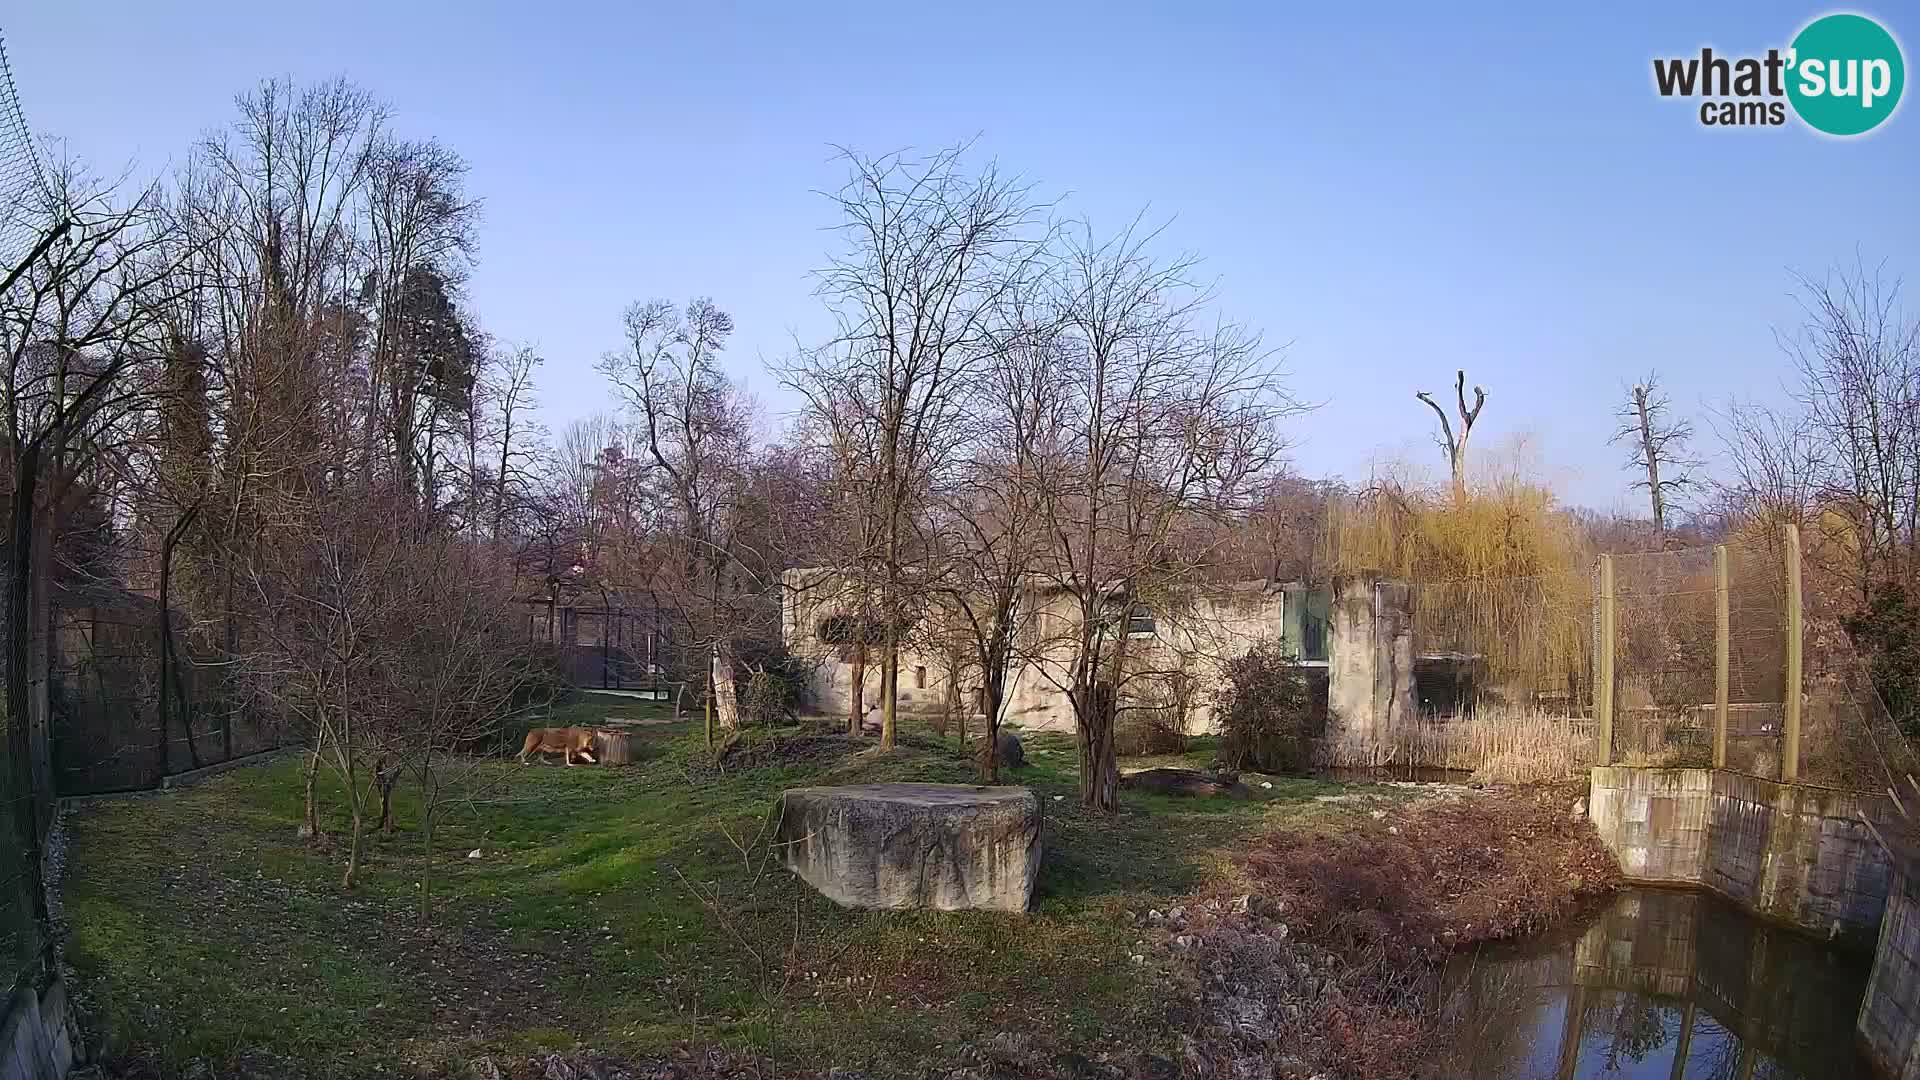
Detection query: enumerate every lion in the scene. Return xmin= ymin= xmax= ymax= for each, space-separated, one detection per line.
xmin=517 ymin=726 xmax=599 ymax=766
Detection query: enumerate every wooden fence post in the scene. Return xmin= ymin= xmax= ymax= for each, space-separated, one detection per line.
xmin=1714 ymin=544 xmax=1730 ymax=769
xmin=1783 ymin=523 xmax=1803 ymax=783
xmin=1597 ymin=554 xmax=1615 ymax=767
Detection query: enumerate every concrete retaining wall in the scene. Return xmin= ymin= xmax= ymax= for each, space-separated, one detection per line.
xmin=1588 ymin=766 xmax=1712 ymax=883
xmin=1588 ymin=766 xmax=1893 ymax=947
xmin=1861 ymin=865 xmax=1920 ymax=1080
xmin=1703 ymin=771 xmax=1892 ymax=945
xmin=0 ymin=979 xmax=74 ymax=1080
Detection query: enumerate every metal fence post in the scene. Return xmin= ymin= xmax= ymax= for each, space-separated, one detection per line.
xmin=1596 ymin=554 xmax=1615 ymax=767
xmin=1714 ymin=544 xmax=1730 ymax=769
xmin=1783 ymin=523 xmax=1803 ymax=783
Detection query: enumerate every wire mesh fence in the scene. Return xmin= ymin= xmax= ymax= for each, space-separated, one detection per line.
xmin=0 ymin=33 xmax=47 ymax=272
xmin=1405 ymin=530 xmax=1919 ymax=792
xmin=51 ymin=600 xmax=283 ymax=794
xmin=0 ymin=26 xmax=50 ymax=1008
xmin=1595 ymin=533 xmax=1919 ymax=790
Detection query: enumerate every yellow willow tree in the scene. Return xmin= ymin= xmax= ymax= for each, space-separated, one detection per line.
xmin=1324 ymin=458 xmax=1593 ymax=703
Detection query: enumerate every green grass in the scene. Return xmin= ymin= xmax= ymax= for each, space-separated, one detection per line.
xmin=62 ymin=699 xmax=1377 ymax=1077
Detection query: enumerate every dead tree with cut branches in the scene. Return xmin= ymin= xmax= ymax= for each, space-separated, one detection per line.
xmin=1416 ymin=369 xmax=1486 ymax=503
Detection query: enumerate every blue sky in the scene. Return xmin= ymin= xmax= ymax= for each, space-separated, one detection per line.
xmin=6 ymin=0 xmax=1913 ymax=511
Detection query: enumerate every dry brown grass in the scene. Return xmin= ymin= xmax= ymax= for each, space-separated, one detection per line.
xmin=1393 ymin=706 xmax=1595 ymax=784
xmin=1172 ymin=786 xmax=1623 ymax=1080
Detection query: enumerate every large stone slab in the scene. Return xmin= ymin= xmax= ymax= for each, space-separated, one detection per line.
xmin=776 ymin=783 xmax=1042 ymax=912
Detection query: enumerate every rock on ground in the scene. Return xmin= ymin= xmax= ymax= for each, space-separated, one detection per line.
xmin=976 ymin=731 xmax=1024 ymax=770
xmin=997 ymin=732 xmax=1025 ymax=768
xmin=1120 ymin=768 xmax=1251 ymax=799
xmin=776 ymin=783 xmax=1042 ymax=912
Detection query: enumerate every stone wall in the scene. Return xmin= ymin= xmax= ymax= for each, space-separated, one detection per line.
xmin=779 ymin=568 xmax=1414 ymax=750
xmin=1704 ymin=771 xmax=1893 ymax=946
xmin=1588 ymin=766 xmax=1894 ymax=947
xmin=1860 ymin=863 xmax=1920 ymax=1080
xmin=1588 ymin=767 xmax=1713 ymax=883
xmin=1317 ymin=574 xmax=1416 ymax=767
xmin=0 ymin=979 xmax=74 ymax=1080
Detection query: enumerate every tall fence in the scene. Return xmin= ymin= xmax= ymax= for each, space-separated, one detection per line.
xmin=0 ymin=707 xmax=48 ymax=1010
xmin=0 ymin=26 xmax=53 ymax=1012
xmin=1594 ymin=527 xmax=1920 ymax=791
xmin=50 ymin=598 xmax=282 ymax=794
xmin=1405 ymin=528 xmax=1918 ymax=791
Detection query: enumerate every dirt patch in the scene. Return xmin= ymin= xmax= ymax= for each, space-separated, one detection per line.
xmin=1157 ymin=784 xmax=1620 ymax=1080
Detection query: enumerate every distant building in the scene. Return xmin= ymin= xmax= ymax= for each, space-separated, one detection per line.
xmin=780 ymin=569 xmax=1418 ymax=765
xmin=517 ymin=588 xmax=667 ymax=695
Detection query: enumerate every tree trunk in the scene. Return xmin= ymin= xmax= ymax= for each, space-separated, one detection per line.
xmin=376 ymin=754 xmax=397 ymax=834
xmin=158 ymin=508 xmax=203 ymax=772
xmin=302 ymin=731 xmax=324 ymax=839
xmin=704 ymin=654 xmax=715 ymax=749
xmin=221 ymin=565 xmax=236 ymax=762
xmin=1076 ymin=681 xmax=1119 ymax=810
xmin=419 ymin=754 xmax=438 ymax=924
xmin=1634 ymin=386 xmax=1667 ymax=540
xmin=4 ymin=443 xmax=55 ymax=979
xmin=343 ymin=809 xmax=365 ymax=889
xmin=27 ymin=450 xmax=54 ymax=795
xmin=880 ymin=653 xmax=898 ymax=749
xmin=945 ymin=676 xmax=960 ymax=746
xmin=847 ymin=642 xmax=866 ymax=736
xmin=981 ymin=684 xmax=1002 ymax=784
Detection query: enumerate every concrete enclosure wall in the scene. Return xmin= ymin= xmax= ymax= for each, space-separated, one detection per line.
xmin=0 ymin=979 xmax=75 ymax=1080
xmin=1587 ymin=766 xmax=1712 ymax=884
xmin=779 ymin=569 xmax=1413 ymax=752
xmin=1325 ymin=576 xmax=1415 ymax=767
xmin=1703 ymin=771 xmax=1892 ymax=944
xmin=1588 ymin=766 xmax=1895 ymax=947
xmin=1861 ymin=866 xmax=1920 ymax=1080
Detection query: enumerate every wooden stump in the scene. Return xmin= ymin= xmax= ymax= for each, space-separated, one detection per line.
xmin=594 ymin=729 xmax=633 ymax=766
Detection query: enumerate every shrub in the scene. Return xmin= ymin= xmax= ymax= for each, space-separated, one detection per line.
xmin=1844 ymin=581 xmax=1920 ymax=739
xmin=1116 ymin=671 xmax=1195 ymax=756
xmin=737 ymin=648 xmax=819 ymax=728
xmin=1114 ymin=711 xmax=1189 ymax=757
xmin=1215 ymin=641 xmax=1317 ymax=774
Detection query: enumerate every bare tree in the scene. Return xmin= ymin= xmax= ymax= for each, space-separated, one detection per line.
xmin=598 ymin=298 xmax=762 ymax=744
xmin=1029 ymin=220 xmax=1296 ymax=809
xmin=1610 ymin=372 xmax=1699 ymax=542
xmin=1707 ymin=397 xmax=1820 ymax=528
xmin=787 ymin=146 xmax=1045 ymax=750
xmin=1416 ymin=370 xmax=1486 ymax=502
xmin=483 ymin=344 xmax=543 ymax=544
xmin=0 ymin=155 xmax=185 ymax=811
xmin=926 ymin=289 xmax=1063 ymax=780
xmin=362 ymin=135 xmax=478 ymax=513
xmin=1782 ymin=263 xmax=1920 ymax=597
xmin=0 ymin=157 xmax=184 ymax=970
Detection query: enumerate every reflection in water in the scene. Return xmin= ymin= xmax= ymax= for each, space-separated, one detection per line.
xmin=1433 ymin=887 xmax=1874 ymax=1079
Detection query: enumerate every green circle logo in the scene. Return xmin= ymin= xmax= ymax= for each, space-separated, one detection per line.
xmin=1787 ymin=13 xmax=1905 ymax=135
